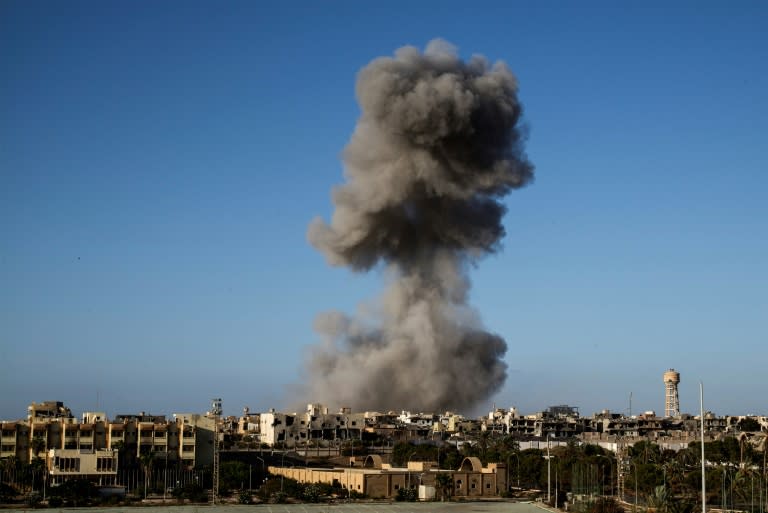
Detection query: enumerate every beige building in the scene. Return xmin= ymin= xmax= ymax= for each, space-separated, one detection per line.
xmin=1 ymin=401 xmax=215 ymax=490
xmin=48 ymin=447 xmax=118 ymax=486
xmin=268 ymin=456 xmax=506 ymax=499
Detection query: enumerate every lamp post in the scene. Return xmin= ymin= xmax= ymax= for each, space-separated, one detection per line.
xmin=507 ymin=452 xmax=520 ymax=494
xmin=629 ymin=459 xmax=638 ymax=513
xmin=255 ymin=456 xmax=264 ymax=492
xmin=407 ymin=451 xmax=418 ymax=492
xmin=163 ymin=449 xmax=168 ymax=502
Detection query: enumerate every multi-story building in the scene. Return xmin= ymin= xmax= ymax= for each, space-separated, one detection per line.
xmin=259 ymin=404 xmax=368 ymax=449
xmin=0 ymin=402 xmax=215 ymax=489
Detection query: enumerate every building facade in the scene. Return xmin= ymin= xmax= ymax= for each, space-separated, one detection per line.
xmin=268 ymin=456 xmax=506 ymax=500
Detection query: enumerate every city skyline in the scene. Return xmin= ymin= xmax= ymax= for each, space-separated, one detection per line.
xmin=2 ymin=381 xmax=762 ymax=422
xmin=2 ymin=2 xmax=767 ymax=420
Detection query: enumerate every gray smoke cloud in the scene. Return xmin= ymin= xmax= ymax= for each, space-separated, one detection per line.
xmin=304 ymin=39 xmax=533 ymax=413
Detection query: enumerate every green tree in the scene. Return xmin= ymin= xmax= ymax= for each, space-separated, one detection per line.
xmin=0 ymin=481 xmax=19 ymax=503
xmin=172 ymin=482 xmax=208 ymax=503
xmin=435 ymin=472 xmax=453 ymax=501
xmin=47 ymin=478 xmax=97 ymax=507
xmin=630 ymin=441 xmax=661 ymax=464
xmin=220 ymin=460 xmax=249 ymax=493
xmin=519 ymin=449 xmax=546 ymax=489
xmin=737 ymin=417 xmax=760 ymax=432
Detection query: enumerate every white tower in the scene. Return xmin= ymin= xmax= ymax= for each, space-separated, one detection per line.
xmin=663 ymin=369 xmax=680 ymax=417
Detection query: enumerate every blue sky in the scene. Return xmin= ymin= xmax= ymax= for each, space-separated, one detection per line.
xmin=1 ymin=1 xmax=766 ymax=420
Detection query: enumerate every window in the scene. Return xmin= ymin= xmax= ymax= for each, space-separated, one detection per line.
xmin=183 ymin=445 xmax=194 ymax=453
xmin=80 ymin=430 xmax=92 ymax=437
xmin=471 ymin=483 xmax=476 ymax=489
xmin=394 ymin=484 xmax=399 ymax=490
xmin=486 ymin=483 xmax=491 ymax=489
xmin=1 ymin=444 xmax=14 ymax=452
xmin=112 ymin=431 xmax=123 ymax=438
xmin=58 ymin=457 xmax=80 ymax=472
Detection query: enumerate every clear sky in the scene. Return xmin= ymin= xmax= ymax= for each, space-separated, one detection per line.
xmin=2 ymin=1 xmax=766 ymax=421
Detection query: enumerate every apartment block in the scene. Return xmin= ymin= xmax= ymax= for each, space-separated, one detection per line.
xmin=0 ymin=401 xmax=215 ymax=488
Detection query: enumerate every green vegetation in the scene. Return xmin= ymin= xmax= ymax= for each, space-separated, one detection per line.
xmin=1 ymin=434 xmax=765 ymax=508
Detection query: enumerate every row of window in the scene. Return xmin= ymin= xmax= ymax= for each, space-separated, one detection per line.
xmin=111 ymin=431 xmax=193 ymax=437
xmin=2 ymin=427 xmax=196 ymax=440
xmin=96 ymin=457 xmax=115 ymax=471
xmin=53 ymin=457 xmax=81 ymax=472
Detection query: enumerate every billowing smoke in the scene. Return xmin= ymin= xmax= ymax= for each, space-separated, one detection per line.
xmin=305 ymin=39 xmax=533 ymax=413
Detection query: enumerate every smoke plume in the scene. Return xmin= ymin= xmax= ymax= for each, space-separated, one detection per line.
xmin=305 ymin=39 xmax=533 ymax=413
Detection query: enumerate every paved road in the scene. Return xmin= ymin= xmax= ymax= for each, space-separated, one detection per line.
xmin=8 ymin=501 xmax=547 ymax=513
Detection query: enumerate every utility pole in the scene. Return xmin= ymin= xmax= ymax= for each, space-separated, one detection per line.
xmin=700 ymin=383 xmax=706 ymax=513
xmin=617 ymin=436 xmax=627 ymax=500
xmin=547 ymin=433 xmax=552 ymax=504
xmin=211 ymin=398 xmax=222 ymax=505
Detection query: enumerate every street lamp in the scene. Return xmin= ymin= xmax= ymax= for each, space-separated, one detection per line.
xmin=629 ymin=459 xmax=639 ymax=513
xmin=255 ymin=456 xmax=265 ymax=492
xmin=507 ymin=452 xmax=520 ymax=493
xmin=407 ymin=451 xmax=419 ymax=491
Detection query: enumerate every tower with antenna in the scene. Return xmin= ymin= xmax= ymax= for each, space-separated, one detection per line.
xmin=663 ymin=369 xmax=680 ymax=417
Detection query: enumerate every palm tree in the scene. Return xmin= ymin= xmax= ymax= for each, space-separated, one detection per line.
xmin=732 ymin=467 xmax=759 ymax=511
xmin=139 ymin=451 xmax=155 ymax=498
xmin=648 ymin=484 xmax=672 ymax=513
xmin=478 ymin=431 xmax=490 ymax=464
xmin=30 ymin=437 xmax=46 ymax=459
xmin=0 ymin=456 xmax=19 ymax=488
xmin=29 ymin=456 xmax=45 ymax=493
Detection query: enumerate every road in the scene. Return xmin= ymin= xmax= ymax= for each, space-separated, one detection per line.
xmin=6 ymin=500 xmax=549 ymax=513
